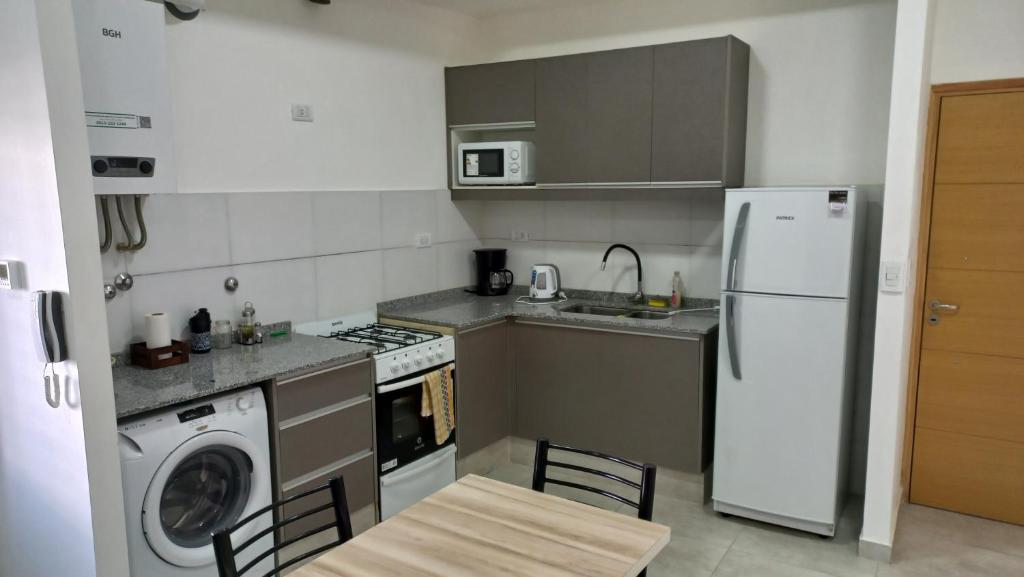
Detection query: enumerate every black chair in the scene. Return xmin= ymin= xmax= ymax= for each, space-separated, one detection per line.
xmin=532 ymin=439 xmax=658 ymax=577
xmin=212 ymin=476 xmax=353 ymax=577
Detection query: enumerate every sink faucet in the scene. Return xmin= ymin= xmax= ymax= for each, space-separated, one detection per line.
xmin=600 ymin=243 xmax=644 ymax=304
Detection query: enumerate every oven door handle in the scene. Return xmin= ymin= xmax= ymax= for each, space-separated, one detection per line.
xmin=380 ymin=445 xmax=457 ymax=487
xmin=376 ymin=363 xmax=454 ymax=395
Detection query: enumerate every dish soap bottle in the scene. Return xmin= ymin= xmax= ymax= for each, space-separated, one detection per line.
xmin=671 ymin=271 xmax=684 ymax=309
xmin=240 ymin=301 xmax=257 ymax=346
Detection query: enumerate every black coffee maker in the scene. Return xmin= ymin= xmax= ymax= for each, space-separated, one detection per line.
xmin=471 ymin=248 xmax=514 ymax=296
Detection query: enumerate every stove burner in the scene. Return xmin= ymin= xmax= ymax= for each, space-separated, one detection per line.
xmin=320 ymin=323 xmax=442 ymax=354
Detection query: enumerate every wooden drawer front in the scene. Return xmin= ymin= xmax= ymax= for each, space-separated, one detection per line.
xmin=276 ymin=360 xmax=372 ymax=422
xmin=279 ymin=402 xmax=373 ymax=482
xmin=280 ymin=454 xmax=375 ymax=541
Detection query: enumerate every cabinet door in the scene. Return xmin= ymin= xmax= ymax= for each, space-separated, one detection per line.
xmin=652 ymin=38 xmax=728 ymax=183
xmin=445 ymin=60 xmax=535 ymax=126
xmin=535 ymin=54 xmax=589 ymax=184
xmin=455 ymin=321 xmax=511 ymax=456
xmin=587 ymin=46 xmax=654 ymax=183
xmin=512 ymin=322 xmax=703 ymax=472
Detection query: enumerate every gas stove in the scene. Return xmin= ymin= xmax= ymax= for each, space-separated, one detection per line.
xmin=296 ymin=314 xmax=455 ymax=384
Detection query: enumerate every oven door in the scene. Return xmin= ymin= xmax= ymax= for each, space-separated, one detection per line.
xmin=459 ymin=146 xmax=508 ymax=185
xmin=375 ymin=362 xmax=456 ymax=475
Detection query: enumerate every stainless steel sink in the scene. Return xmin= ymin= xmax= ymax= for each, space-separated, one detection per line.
xmin=624 ymin=310 xmax=674 ymax=320
xmin=558 ymin=304 xmax=630 ymax=316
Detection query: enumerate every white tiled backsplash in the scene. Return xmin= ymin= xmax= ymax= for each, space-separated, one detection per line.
xmin=99 ymin=191 xmax=727 ymax=355
xmin=99 ymin=190 xmax=482 ymax=354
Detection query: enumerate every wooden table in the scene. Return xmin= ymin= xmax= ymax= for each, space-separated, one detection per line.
xmin=292 ymin=474 xmax=671 ymax=577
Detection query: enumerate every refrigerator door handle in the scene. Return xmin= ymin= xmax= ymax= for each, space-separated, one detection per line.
xmin=727 ymin=202 xmax=751 ymax=291
xmin=725 ymin=294 xmax=741 ymax=380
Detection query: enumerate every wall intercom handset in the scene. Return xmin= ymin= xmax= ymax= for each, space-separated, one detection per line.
xmin=36 ymin=291 xmax=68 ymax=409
xmin=36 ymin=291 xmax=68 ymax=363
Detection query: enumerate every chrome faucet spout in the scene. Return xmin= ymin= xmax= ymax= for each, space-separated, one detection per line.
xmin=600 ymin=243 xmax=645 ymax=303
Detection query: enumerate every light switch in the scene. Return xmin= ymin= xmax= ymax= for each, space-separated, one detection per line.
xmin=879 ymin=260 xmax=905 ymax=293
xmin=291 ymin=104 xmax=313 ymax=122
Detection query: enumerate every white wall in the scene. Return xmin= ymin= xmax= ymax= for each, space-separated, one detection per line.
xmin=931 ymin=0 xmax=1024 ymax=84
xmin=1 ymin=1 xmax=129 ymax=575
xmin=101 ymin=0 xmax=483 ymax=352
xmin=471 ymin=0 xmax=897 ymax=300
xmin=860 ymin=0 xmax=934 ymax=561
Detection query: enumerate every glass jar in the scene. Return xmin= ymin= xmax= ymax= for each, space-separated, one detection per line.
xmin=240 ymin=301 xmax=256 ymax=346
xmin=213 ymin=320 xmax=233 ymax=350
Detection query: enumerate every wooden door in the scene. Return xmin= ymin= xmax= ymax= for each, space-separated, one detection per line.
xmin=586 ymin=46 xmax=653 ymax=183
xmin=909 ymin=88 xmax=1024 ymax=525
xmin=534 ymin=54 xmax=589 ymax=184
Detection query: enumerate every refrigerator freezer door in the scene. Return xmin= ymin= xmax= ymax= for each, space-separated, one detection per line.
xmin=722 ymin=188 xmax=859 ymax=298
xmin=713 ymin=292 xmax=851 ymax=528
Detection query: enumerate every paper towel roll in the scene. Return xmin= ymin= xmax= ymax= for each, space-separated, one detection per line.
xmin=145 ymin=313 xmax=172 ymax=349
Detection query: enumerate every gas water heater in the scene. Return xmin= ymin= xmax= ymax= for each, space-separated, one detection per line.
xmin=72 ymin=0 xmax=176 ymax=195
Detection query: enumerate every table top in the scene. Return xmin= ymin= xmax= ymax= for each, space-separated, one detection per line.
xmin=292 ymin=474 xmax=671 ymax=577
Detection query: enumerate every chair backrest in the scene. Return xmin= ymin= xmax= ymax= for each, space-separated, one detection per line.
xmin=212 ymin=475 xmax=353 ymax=577
xmin=532 ymin=438 xmax=657 ymax=521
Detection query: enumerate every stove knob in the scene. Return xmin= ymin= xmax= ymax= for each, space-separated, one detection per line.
xmin=390 ymin=361 xmax=400 ymax=374
xmin=401 ymin=359 xmax=411 ymax=370
xmin=413 ymin=355 xmax=424 ymax=367
xmin=425 ymin=351 xmax=436 ymax=362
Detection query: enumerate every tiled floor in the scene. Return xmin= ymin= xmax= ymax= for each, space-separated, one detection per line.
xmin=483 ymin=462 xmax=1024 ymax=577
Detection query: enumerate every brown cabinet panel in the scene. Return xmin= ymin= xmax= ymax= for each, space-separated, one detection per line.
xmin=280 ymin=454 xmax=375 ymax=540
xmin=652 ymin=39 xmax=727 ymax=183
xmin=512 ymin=322 xmax=705 ymax=472
xmin=587 ymin=46 xmax=653 ymax=183
xmin=535 ymin=54 xmax=590 ymax=184
xmin=445 ymin=60 xmax=536 ymax=126
xmin=929 ymin=184 xmax=1024 ymax=272
xmin=278 ymin=401 xmax=373 ymax=482
xmin=455 ymin=321 xmax=511 ymax=456
xmin=276 ymin=360 xmax=372 ymax=423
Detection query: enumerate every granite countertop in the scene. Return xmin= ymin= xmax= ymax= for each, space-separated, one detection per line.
xmin=378 ymin=287 xmax=720 ymax=337
xmin=113 ymin=333 xmax=375 ymax=420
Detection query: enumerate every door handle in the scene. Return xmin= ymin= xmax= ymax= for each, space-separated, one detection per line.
xmin=725 ymin=295 xmax=741 ymax=380
xmin=726 ymin=202 xmax=751 ymax=291
xmin=929 ymin=300 xmax=959 ymax=313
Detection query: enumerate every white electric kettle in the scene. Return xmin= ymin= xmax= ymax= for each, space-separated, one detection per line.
xmin=529 ymin=264 xmax=561 ymax=301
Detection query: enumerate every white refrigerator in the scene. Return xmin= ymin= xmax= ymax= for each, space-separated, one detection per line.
xmin=712 ymin=186 xmax=865 ymax=536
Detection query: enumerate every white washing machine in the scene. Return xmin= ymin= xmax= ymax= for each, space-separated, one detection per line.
xmin=118 ymin=387 xmax=275 ymax=576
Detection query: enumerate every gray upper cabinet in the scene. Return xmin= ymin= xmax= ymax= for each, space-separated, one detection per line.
xmin=535 ymin=54 xmax=589 ymax=184
xmin=587 ymin=47 xmax=653 ymax=184
xmin=445 ymin=60 xmax=535 ymax=126
xmin=445 ymin=35 xmax=749 ymax=194
xmin=652 ymin=36 xmax=749 ymax=186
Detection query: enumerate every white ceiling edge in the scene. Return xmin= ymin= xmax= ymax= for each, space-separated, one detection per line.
xmin=406 ymin=0 xmax=612 ymax=18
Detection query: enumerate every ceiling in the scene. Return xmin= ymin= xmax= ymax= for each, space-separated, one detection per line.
xmin=408 ymin=0 xmax=611 ymax=17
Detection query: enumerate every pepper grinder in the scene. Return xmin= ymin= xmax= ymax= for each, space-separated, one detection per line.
xmin=189 ymin=308 xmax=212 ymax=354
xmin=240 ymin=301 xmax=257 ymax=346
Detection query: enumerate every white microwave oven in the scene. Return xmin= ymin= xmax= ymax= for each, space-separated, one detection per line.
xmin=457 ymin=141 xmax=535 ymax=186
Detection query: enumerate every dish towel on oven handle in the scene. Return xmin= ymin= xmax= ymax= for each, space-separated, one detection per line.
xmin=421 ymin=365 xmax=455 ymax=445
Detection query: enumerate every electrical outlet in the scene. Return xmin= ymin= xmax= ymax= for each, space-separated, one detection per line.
xmin=512 ymin=230 xmax=529 ymax=242
xmin=415 ymin=233 xmax=432 ymax=248
xmin=291 ymin=104 xmax=314 ymax=122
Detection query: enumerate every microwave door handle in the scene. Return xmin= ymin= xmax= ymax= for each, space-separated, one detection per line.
xmin=379 ymin=445 xmax=457 ymax=488
xmin=727 ymin=202 xmax=751 ymax=291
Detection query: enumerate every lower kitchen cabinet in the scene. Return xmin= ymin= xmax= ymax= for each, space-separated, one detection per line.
xmin=269 ymin=359 xmax=376 ymax=542
xmin=455 ymin=321 xmax=512 ymax=456
xmin=512 ymin=321 xmax=715 ymax=473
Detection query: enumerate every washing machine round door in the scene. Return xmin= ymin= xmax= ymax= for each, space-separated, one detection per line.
xmin=142 ymin=430 xmax=270 ymax=567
